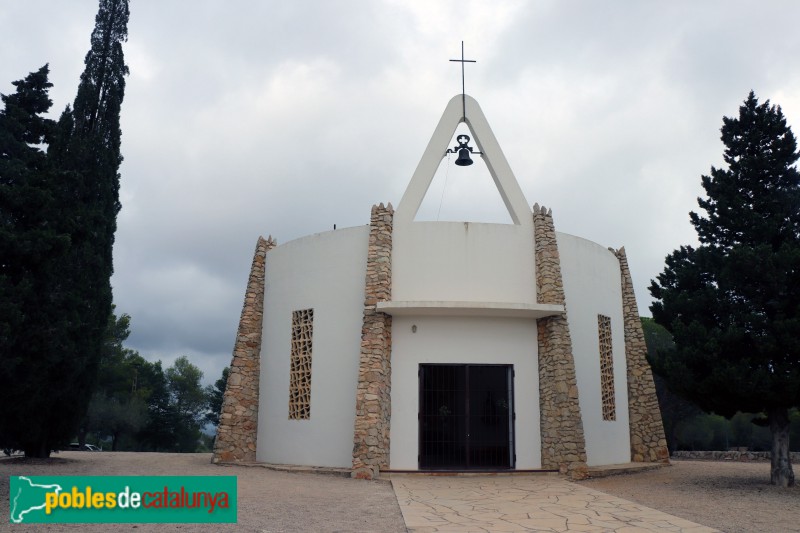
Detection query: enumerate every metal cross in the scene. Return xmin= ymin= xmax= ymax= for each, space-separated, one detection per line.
xmin=450 ymin=41 xmax=476 ymax=120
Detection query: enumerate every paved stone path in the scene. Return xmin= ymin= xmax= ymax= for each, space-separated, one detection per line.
xmin=391 ymin=474 xmax=718 ymax=532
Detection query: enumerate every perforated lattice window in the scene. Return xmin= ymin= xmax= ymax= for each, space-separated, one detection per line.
xmin=598 ymin=314 xmax=616 ymax=421
xmin=288 ymin=309 xmax=313 ymax=420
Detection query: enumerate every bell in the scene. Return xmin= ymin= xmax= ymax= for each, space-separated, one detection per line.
xmin=455 ymin=147 xmax=474 ymax=166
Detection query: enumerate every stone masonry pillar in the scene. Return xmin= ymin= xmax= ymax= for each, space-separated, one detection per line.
xmin=212 ymin=236 xmax=275 ymax=463
xmin=613 ymin=247 xmax=669 ymax=463
xmin=533 ymin=204 xmax=589 ymax=480
xmin=352 ymin=203 xmax=393 ymax=479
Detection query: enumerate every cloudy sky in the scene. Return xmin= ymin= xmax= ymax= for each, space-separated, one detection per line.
xmin=3 ymin=1 xmax=800 ymax=383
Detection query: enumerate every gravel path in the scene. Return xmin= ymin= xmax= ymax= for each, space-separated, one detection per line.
xmin=579 ymin=459 xmax=800 ymax=533
xmin=3 ymin=453 xmax=799 ymax=532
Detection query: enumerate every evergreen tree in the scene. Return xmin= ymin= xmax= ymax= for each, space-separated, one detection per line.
xmin=136 ymin=357 xmax=208 ymax=452
xmin=48 ymin=0 xmax=130 ymax=396
xmin=640 ymin=318 xmax=702 ymax=453
xmin=135 ymin=360 xmax=173 ymax=451
xmin=0 ymin=0 xmax=129 ymax=457
xmin=166 ymin=356 xmax=208 ymax=452
xmin=83 ymin=308 xmax=148 ymax=450
xmin=46 ymin=0 xmax=129 ymax=457
xmin=205 ymin=367 xmax=229 ymax=427
xmin=650 ymin=91 xmax=800 ymax=487
xmin=0 ymin=65 xmax=56 ymax=359
xmin=0 ymin=66 xmax=78 ymax=456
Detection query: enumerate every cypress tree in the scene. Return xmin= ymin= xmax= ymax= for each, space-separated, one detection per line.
xmin=0 ymin=66 xmax=72 ymax=456
xmin=48 ymin=0 xmax=129 ymax=458
xmin=650 ymin=92 xmax=800 ymax=487
xmin=0 ymin=66 xmax=57 ymax=357
xmin=0 ymin=0 xmax=129 ymax=457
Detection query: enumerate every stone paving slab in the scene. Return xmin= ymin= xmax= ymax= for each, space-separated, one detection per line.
xmin=391 ymin=474 xmax=718 ymax=533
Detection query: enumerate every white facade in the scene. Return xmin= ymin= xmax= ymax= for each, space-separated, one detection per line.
xmin=392 ymin=221 xmax=536 ymax=304
xmin=256 ymin=223 xmax=633 ymax=469
xmin=390 ymin=314 xmax=541 ymax=469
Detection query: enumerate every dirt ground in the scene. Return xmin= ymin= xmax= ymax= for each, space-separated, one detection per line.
xmin=2 ymin=453 xmax=799 ymax=532
xmin=579 ymin=459 xmax=800 ymax=533
xmin=0 ymin=451 xmax=406 ymax=532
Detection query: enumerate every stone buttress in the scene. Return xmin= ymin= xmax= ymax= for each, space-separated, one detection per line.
xmin=533 ymin=204 xmax=589 ymax=480
xmin=613 ymin=247 xmax=670 ymax=463
xmin=351 ymin=203 xmax=394 ymax=479
xmin=212 ymin=236 xmax=274 ymax=463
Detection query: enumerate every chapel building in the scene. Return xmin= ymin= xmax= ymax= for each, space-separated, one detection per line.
xmin=212 ymin=94 xmax=669 ymax=479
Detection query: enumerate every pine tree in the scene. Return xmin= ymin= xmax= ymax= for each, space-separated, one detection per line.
xmin=650 ymin=91 xmax=800 ymax=487
xmin=205 ymin=367 xmax=229 ymax=427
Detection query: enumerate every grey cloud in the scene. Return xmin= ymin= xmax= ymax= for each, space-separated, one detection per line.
xmin=4 ymin=1 xmax=800 ymax=385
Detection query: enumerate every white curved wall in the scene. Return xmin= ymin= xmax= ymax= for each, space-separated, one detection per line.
xmin=557 ymin=232 xmax=630 ymax=466
xmin=392 ymin=222 xmax=536 ymax=304
xmin=257 ymin=226 xmax=369 ymax=467
xmin=255 ymin=220 xmax=632 ymax=469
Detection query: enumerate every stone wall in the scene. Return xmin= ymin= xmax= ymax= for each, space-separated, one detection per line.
xmin=613 ymin=247 xmax=669 ymax=463
xmin=351 ymin=203 xmax=394 ymax=479
xmin=212 ymin=236 xmax=274 ymax=463
xmin=533 ymin=204 xmax=589 ymax=480
xmin=673 ymin=450 xmax=800 ymax=462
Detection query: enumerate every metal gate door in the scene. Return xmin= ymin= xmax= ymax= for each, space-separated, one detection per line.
xmin=418 ymin=364 xmax=515 ymax=470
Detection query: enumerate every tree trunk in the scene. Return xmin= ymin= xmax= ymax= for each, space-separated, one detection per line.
xmin=24 ymin=441 xmax=51 ymax=459
xmin=667 ymin=421 xmax=678 ymax=454
xmin=769 ymin=407 xmax=795 ymax=487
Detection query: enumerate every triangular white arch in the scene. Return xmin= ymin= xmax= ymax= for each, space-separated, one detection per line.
xmin=395 ymin=94 xmax=531 ymax=227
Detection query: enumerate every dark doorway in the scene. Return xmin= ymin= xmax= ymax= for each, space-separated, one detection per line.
xmin=419 ymin=364 xmax=515 ymax=470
